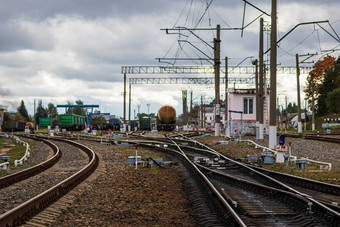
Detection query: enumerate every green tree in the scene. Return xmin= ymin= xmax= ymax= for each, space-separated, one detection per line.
xmin=17 ymin=100 xmax=29 ymax=121
xmin=34 ymin=100 xmax=48 ymax=125
xmin=47 ymin=103 xmax=58 ymax=125
xmin=281 ymin=102 xmax=297 ymax=115
xmin=66 ymin=100 xmax=86 ymax=116
xmin=14 ymin=112 xmax=26 ymax=121
xmin=326 ymin=88 xmax=340 ymax=114
xmin=3 ymin=112 xmax=13 ymax=130
xmin=74 ymin=100 xmax=86 ymax=116
xmin=28 ymin=115 xmax=34 ymax=123
xmin=47 ymin=103 xmax=58 ymax=118
xmin=92 ymin=116 xmax=107 ymax=125
xmin=317 ymin=57 xmax=340 ymax=116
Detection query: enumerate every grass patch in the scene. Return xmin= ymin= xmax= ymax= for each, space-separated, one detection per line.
xmin=6 ymin=144 xmax=26 ymax=166
xmin=150 ymin=167 xmax=159 ymax=175
xmin=0 ymin=170 xmax=6 ymax=177
xmin=263 ymin=163 xmax=340 ymax=183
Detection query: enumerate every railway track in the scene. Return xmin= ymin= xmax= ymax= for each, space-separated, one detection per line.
xmin=14 ymin=132 xmax=339 ymax=225
xmin=0 ymin=136 xmax=99 ymax=227
xmin=283 ymin=132 xmax=340 ymax=144
xmin=0 ymin=137 xmax=60 ymax=189
xmin=120 ymin=133 xmax=340 ymax=226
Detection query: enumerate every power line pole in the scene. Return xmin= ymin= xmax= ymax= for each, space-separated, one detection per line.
xmin=254 ymin=59 xmax=260 ymax=141
xmin=285 ymin=95 xmax=288 ymax=131
xmin=296 ymin=54 xmax=302 ymax=133
xmin=311 ymin=74 xmax=315 ymax=131
xmin=269 ymin=0 xmax=277 ymax=149
xmin=190 ymin=90 xmax=193 ymax=124
xmin=201 ymin=95 xmax=203 ymax=128
xmin=147 ymin=103 xmax=150 ymax=114
xmin=182 ymin=90 xmax=188 ymax=125
xmin=259 ymin=18 xmax=264 ymax=140
xmin=214 ymin=24 xmax=221 ymax=136
xmin=123 ymin=73 xmax=126 ymax=132
xmin=225 ymin=56 xmax=228 ymax=136
xmin=129 ymin=82 xmax=131 ymax=130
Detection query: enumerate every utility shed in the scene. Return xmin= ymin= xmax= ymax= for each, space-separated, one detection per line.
xmin=227 ymin=88 xmax=270 ymax=136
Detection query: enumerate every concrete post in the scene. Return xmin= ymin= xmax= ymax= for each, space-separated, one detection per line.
xmin=296 ymin=54 xmax=302 ymax=133
xmin=225 ymin=57 xmax=228 ymax=135
xmin=123 ymin=73 xmax=126 ymax=132
xmin=259 ymin=18 xmax=264 ymax=140
xmin=214 ymin=25 xmax=221 ymax=136
xmin=269 ymin=0 xmax=277 ymax=149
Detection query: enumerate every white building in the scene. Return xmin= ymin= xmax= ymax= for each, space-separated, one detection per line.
xmin=200 ymin=88 xmax=270 ymax=136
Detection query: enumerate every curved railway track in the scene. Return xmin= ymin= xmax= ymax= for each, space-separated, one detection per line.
xmin=118 ymin=133 xmax=340 ymax=226
xmin=0 ymin=136 xmax=99 ymax=227
xmin=22 ymin=132 xmax=339 ymax=225
xmin=0 ymin=137 xmax=60 ymax=189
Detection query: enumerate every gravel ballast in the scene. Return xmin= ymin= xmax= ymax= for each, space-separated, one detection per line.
xmin=52 ymin=141 xmax=198 ymax=226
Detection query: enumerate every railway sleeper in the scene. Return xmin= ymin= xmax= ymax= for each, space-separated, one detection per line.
xmin=199 ymin=165 xmax=339 ymax=226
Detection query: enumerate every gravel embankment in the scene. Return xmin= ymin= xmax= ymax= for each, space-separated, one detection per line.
xmin=4 ymin=138 xmax=52 ymax=176
xmin=0 ymin=140 xmax=89 ymax=214
xmin=52 ymin=141 xmax=198 ymax=226
xmin=252 ymin=136 xmax=340 ymax=169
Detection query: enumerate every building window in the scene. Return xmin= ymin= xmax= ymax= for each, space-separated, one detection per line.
xmin=243 ymin=99 xmax=248 ymax=114
xmin=243 ymin=98 xmax=254 ymax=114
xmin=249 ymin=99 xmax=253 ymax=114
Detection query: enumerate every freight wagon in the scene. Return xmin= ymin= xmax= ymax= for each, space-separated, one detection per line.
xmin=58 ymin=114 xmax=85 ymax=130
xmin=139 ymin=116 xmax=151 ymax=130
xmin=11 ymin=120 xmax=27 ymax=131
xmin=92 ymin=118 xmax=121 ymax=131
xmin=39 ymin=117 xmax=52 ymax=127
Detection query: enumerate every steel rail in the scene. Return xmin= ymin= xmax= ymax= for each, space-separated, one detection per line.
xmin=0 ymin=136 xmax=61 ymax=189
xmin=136 ymin=138 xmax=340 ymax=225
xmin=180 ymin=135 xmax=340 ymax=218
xmin=0 ymin=138 xmax=99 ymax=227
xmin=135 ymin=138 xmax=246 ymax=226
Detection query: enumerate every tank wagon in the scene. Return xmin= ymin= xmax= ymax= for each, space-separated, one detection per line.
xmin=157 ymin=105 xmax=176 ymax=131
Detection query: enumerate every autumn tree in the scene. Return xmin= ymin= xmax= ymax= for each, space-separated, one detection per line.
xmin=317 ymin=57 xmax=340 ymax=115
xmin=303 ymin=56 xmax=336 ymax=112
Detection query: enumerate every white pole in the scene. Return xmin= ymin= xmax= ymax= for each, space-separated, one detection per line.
xmin=135 ymin=144 xmax=139 ymax=170
xmin=135 ymin=148 xmax=138 ymax=169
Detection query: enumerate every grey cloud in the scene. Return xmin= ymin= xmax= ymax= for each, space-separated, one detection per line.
xmin=0 ymin=21 xmax=54 ymax=52
xmin=0 ymin=0 xmax=184 ymax=21
xmin=0 ymin=84 xmax=11 ymax=96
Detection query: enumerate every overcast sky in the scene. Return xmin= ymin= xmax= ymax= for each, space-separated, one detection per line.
xmin=0 ymin=0 xmax=339 ymax=117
